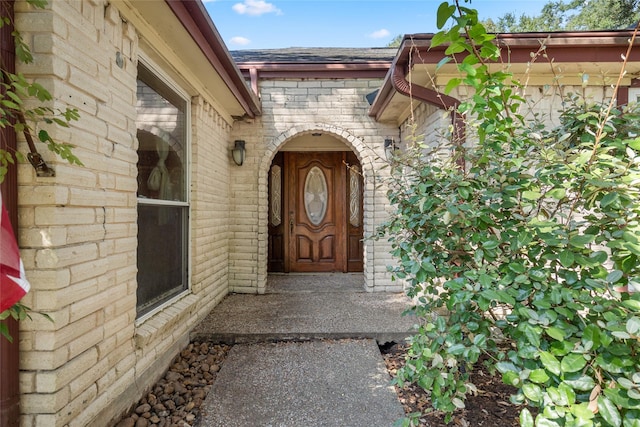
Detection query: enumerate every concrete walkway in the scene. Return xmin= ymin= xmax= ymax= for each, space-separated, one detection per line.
xmin=192 ymin=273 xmax=417 ymax=427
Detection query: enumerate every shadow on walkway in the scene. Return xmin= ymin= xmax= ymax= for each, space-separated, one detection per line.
xmin=193 ymin=273 xmax=416 ymax=427
xmin=191 ymin=273 xmax=416 ymax=345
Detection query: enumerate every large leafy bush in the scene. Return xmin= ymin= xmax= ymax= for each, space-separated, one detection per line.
xmin=380 ymin=2 xmax=640 ymax=426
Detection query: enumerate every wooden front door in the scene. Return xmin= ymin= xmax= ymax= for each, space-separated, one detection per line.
xmin=268 ymin=151 xmax=363 ymax=273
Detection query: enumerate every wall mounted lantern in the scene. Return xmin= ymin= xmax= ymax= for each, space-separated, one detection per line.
xmin=384 ymin=138 xmax=397 ymax=161
xmin=232 ymin=140 xmax=246 ymax=166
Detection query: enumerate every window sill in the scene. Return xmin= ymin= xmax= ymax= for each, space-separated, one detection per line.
xmin=134 ymin=292 xmax=199 ymax=349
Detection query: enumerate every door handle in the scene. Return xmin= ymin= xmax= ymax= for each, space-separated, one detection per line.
xmin=289 ymin=218 xmax=294 ymax=234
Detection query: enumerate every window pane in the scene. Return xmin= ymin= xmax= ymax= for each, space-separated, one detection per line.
xmin=136 ymin=204 xmax=188 ymax=317
xmin=136 ymin=63 xmax=189 ymax=318
xmin=136 ymin=65 xmax=187 ymax=202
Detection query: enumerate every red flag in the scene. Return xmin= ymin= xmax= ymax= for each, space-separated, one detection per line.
xmin=0 ymin=190 xmax=30 ymax=312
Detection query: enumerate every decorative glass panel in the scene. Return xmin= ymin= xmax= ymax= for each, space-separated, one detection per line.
xmin=304 ymin=166 xmax=327 ymax=226
xmin=270 ymin=165 xmax=282 ymax=226
xmin=349 ymin=166 xmax=361 ymax=227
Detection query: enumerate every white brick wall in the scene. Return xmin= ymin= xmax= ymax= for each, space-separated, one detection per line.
xmin=229 ymin=78 xmax=401 ymax=292
xmin=403 ymin=83 xmax=618 ymax=154
xmin=14 ymin=1 xmax=235 ymax=426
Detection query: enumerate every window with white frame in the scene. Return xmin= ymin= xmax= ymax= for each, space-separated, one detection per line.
xmin=135 ymin=61 xmax=189 ymax=318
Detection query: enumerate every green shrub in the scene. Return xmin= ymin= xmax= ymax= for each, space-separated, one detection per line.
xmin=380 ymin=2 xmax=640 ymax=426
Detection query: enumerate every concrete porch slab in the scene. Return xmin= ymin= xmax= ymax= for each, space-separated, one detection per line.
xmin=190 ymin=289 xmax=416 ymax=345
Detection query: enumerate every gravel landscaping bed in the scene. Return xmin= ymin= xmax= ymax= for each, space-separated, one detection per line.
xmin=113 ymin=341 xmax=231 ymax=427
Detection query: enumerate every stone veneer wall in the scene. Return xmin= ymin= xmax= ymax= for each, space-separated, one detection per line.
xmin=229 ymin=78 xmax=402 ymax=292
xmin=14 ymin=1 xmax=233 ymax=425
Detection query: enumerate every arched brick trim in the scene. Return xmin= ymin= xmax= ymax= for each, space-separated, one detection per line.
xmin=256 ymin=123 xmax=380 ymax=292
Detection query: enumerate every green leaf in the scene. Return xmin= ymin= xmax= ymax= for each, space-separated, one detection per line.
xmin=523 ymin=383 xmax=543 ymax=402
xmin=628 ymin=137 xmax=640 ymax=150
xmin=0 ymin=323 xmax=12 ymax=343
xmin=473 ymin=333 xmax=487 ymax=347
xmin=570 ymin=402 xmax=596 ymax=421
xmin=582 ymin=324 xmax=601 ymax=348
xmin=591 ymin=251 xmax=609 ymax=264
xmin=536 ymin=416 xmax=561 ymax=427
xmin=598 ymin=395 xmax=622 ymax=427
xmin=503 ymin=370 xmax=521 ymax=386
xmin=626 ymin=317 xmax=640 ymax=335
xmin=444 ymin=78 xmax=462 ymax=95
xmin=547 ymin=188 xmax=566 ymax=200
xmin=563 ymin=376 xmax=596 ymax=391
xmin=530 ymin=369 xmax=550 ymax=384
xmin=520 ymin=408 xmax=534 ymax=427
xmin=432 ymin=32 xmax=451 ymax=50
xmin=601 ymin=192 xmax=620 ymax=208
xmin=522 ymin=190 xmax=542 ymax=200
xmin=561 ymin=353 xmax=587 ymax=373
xmin=436 ymin=3 xmax=457 ymax=29
xmin=623 ymin=411 xmax=640 ymax=427
xmin=482 ymin=240 xmax=499 ymax=250
xmin=496 ymin=361 xmax=518 ymax=374
xmin=5 ymin=90 xmax=23 ymax=105
xmin=0 ymin=99 xmax=20 ymax=109
xmin=606 ymin=270 xmax=624 ymax=284
xmin=447 ymin=343 xmax=466 ymax=355
xmin=559 ymin=250 xmax=575 ymax=268
xmin=622 ymin=299 xmax=640 ymax=311
xmin=547 ymin=326 xmax=566 ymax=342
xmin=569 ymin=234 xmax=596 ymax=247
xmin=621 ymin=255 xmax=638 ymax=273
xmin=540 ymin=351 xmax=561 ymax=376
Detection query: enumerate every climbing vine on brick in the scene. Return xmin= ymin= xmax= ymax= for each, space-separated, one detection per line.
xmin=380 ymin=1 xmax=640 ymax=426
xmin=0 ymin=0 xmax=81 ymax=183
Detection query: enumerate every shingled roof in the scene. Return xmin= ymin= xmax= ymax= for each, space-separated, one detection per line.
xmin=230 ymin=47 xmax=398 ymax=63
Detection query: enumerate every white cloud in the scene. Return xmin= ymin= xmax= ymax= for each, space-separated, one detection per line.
xmin=230 ymin=36 xmax=251 ymax=46
xmin=368 ymin=29 xmax=390 ymax=39
xmin=232 ymin=0 xmax=282 ymax=16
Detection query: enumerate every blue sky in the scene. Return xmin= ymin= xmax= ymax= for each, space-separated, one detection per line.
xmin=203 ymin=0 xmax=549 ymax=50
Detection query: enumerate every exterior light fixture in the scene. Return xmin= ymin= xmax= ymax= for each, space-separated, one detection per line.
xmin=384 ymin=138 xmax=397 ymax=161
xmin=232 ymin=140 xmax=245 ymax=166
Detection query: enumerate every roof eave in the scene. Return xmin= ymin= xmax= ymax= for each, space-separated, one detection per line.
xmin=165 ymin=0 xmax=261 ymax=118
xmin=371 ymin=30 xmax=640 ymax=121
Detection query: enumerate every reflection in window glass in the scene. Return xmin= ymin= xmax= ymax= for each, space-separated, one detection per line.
xmin=136 ymin=66 xmax=186 ymax=202
xmin=136 ymin=63 xmax=189 ymax=318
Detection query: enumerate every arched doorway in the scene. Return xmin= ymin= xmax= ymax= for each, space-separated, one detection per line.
xmin=267 ymin=137 xmax=363 ymax=273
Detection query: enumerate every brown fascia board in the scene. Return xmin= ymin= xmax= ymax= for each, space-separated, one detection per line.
xmin=165 ymin=0 xmax=261 ymax=118
xmin=370 ymin=30 xmax=640 ymax=119
xmin=368 ymin=37 xmax=459 ymax=120
xmin=406 ymin=30 xmax=640 ymax=64
xmin=235 ymin=62 xmax=392 ymax=79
